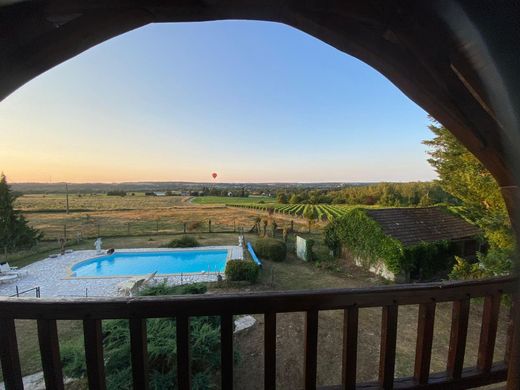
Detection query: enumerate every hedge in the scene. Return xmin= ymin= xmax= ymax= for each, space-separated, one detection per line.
xmin=225 ymin=260 xmax=259 ymax=283
xmin=253 ymin=238 xmax=287 ymax=262
xmin=162 ymin=235 xmax=200 ymax=248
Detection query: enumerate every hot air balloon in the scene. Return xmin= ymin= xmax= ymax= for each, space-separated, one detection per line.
xmin=212 ymin=172 xmax=217 ymax=179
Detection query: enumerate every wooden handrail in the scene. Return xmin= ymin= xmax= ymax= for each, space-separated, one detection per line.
xmin=0 ymin=276 xmax=516 ymax=319
xmin=0 ymin=276 xmax=517 ymax=390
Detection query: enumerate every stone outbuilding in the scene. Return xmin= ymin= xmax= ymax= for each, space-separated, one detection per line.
xmin=344 ymin=207 xmax=481 ymax=282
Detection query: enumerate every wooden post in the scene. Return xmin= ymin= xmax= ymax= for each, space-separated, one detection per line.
xmin=65 ymin=183 xmax=69 ymax=214
xmin=233 ymin=219 xmax=236 ymax=232
xmin=208 ymin=219 xmax=211 ymax=233
xmin=500 ymin=185 xmax=520 ymax=389
xmin=183 ymin=223 xmax=187 ymax=234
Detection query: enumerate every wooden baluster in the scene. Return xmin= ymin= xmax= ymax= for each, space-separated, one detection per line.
xmin=37 ymin=319 xmax=64 ymax=390
xmin=342 ymin=306 xmax=358 ymax=390
xmin=176 ymin=315 xmax=191 ymax=390
xmin=264 ymin=311 xmax=276 ymax=390
xmin=413 ymin=302 xmax=435 ymax=385
xmin=505 ymin=295 xmax=517 ymax=364
xmin=507 ymin=293 xmax=520 ymax=390
xmin=477 ymin=293 xmax=501 ymax=372
xmin=0 ymin=318 xmax=23 ymax=390
xmin=304 ymin=310 xmax=319 ymax=390
xmin=129 ymin=318 xmax=149 ymax=390
xmin=447 ymin=298 xmax=470 ymax=379
xmin=221 ymin=314 xmax=234 ymax=390
xmin=83 ymin=319 xmax=106 ymax=390
xmin=379 ymin=305 xmax=398 ymax=389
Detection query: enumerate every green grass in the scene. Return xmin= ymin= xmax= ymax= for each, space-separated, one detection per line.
xmin=191 ymin=196 xmax=275 ymax=205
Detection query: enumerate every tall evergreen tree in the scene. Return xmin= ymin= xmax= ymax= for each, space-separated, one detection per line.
xmin=0 ymin=173 xmax=41 ymax=251
xmin=423 ymin=121 xmax=512 ymax=249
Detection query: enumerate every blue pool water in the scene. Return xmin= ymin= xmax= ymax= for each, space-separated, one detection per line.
xmin=71 ymin=250 xmax=228 ymax=277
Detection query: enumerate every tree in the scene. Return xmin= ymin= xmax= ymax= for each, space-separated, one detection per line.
xmin=276 ymin=192 xmax=288 ymax=204
xmin=423 ymin=120 xmax=513 ymax=249
xmin=0 ymin=174 xmax=42 ymax=251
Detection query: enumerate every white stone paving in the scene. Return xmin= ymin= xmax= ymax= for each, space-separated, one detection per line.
xmin=0 ymin=246 xmax=243 ymax=298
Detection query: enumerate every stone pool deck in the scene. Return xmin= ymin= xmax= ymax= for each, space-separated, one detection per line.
xmin=0 ymin=246 xmax=243 ymax=298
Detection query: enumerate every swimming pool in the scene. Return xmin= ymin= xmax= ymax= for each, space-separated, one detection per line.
xmin=71 ymin=249 xmax=228 ymax=277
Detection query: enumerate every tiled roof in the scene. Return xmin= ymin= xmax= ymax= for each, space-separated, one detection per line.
xmin=365 ymin=207 xmax=481 ymax=246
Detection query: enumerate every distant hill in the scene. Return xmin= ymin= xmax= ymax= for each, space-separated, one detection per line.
xmin=11 ymin=181 xmax=374 ymax=194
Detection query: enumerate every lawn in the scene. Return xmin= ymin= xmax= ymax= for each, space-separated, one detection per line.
xmin=191 ymin=196 xmax=275 ymax=205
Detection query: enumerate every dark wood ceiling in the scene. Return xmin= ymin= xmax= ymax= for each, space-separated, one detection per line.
xmin=0 ymin=2 xmax=518 ymax=183
xmin=2 ymin=1 xmax=518 ymax=191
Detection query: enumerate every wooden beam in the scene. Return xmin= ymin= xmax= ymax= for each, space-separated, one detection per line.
xmin=0 ymin=277 xmax=515 ymax=320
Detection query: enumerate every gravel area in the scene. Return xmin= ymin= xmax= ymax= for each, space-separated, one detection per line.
xmin=0 ymin=246 xmax=242 ymax=298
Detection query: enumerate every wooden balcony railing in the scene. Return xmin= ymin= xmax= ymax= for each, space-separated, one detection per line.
xmin=0 ymin=276 xmax=518 ymax=390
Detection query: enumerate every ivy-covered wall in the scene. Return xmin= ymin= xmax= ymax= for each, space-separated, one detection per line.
xmin=324 ymin=208 xmax=460 ymax=280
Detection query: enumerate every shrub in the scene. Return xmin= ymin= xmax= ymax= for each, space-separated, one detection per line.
xmin=162 ymin=235 xmax=199 ymax=248
xmin=449 ymin=248 xmax=514 ymax=280
xmin=306 ymin=239 xmax=315 ymax=261
xmin=140 ymin=282 xmax=207 ymax=296
xmin=61 ymin=283 xmax=219 ymax=389
xmin=106 ymin=190 xmax=126 ymax=196
xmin=187 ymin=221 xmax=202 ymax=231
xmin=254 ymin=238 xmax=287 ymax=262
xmin=225 ymin=260 xmax=259 ymax=283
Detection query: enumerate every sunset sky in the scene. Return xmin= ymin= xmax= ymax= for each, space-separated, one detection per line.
xmin=0 ymin=20 xmax=435 ymax=183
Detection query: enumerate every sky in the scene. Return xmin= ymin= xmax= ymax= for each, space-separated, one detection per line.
xmin=0 ymin=21 xmax=436 ymax=183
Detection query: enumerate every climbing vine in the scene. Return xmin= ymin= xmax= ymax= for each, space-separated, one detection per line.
xmin=325 ymin=208 xmax=460 ymax=278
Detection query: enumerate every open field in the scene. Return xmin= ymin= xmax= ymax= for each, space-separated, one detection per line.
xmin=15 ymin=193 xmax=190 ymax=212
xmin=191 ymin=196 xmax=275 ymax=205
xmin=3 ymin=233 xmax=510 ymax=388
xmin=11 ymin=194 xmax=314 ymax=243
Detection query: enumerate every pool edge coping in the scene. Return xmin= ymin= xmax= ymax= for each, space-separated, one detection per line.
xmin=66 ymin=246 xmax=241 ymax=279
